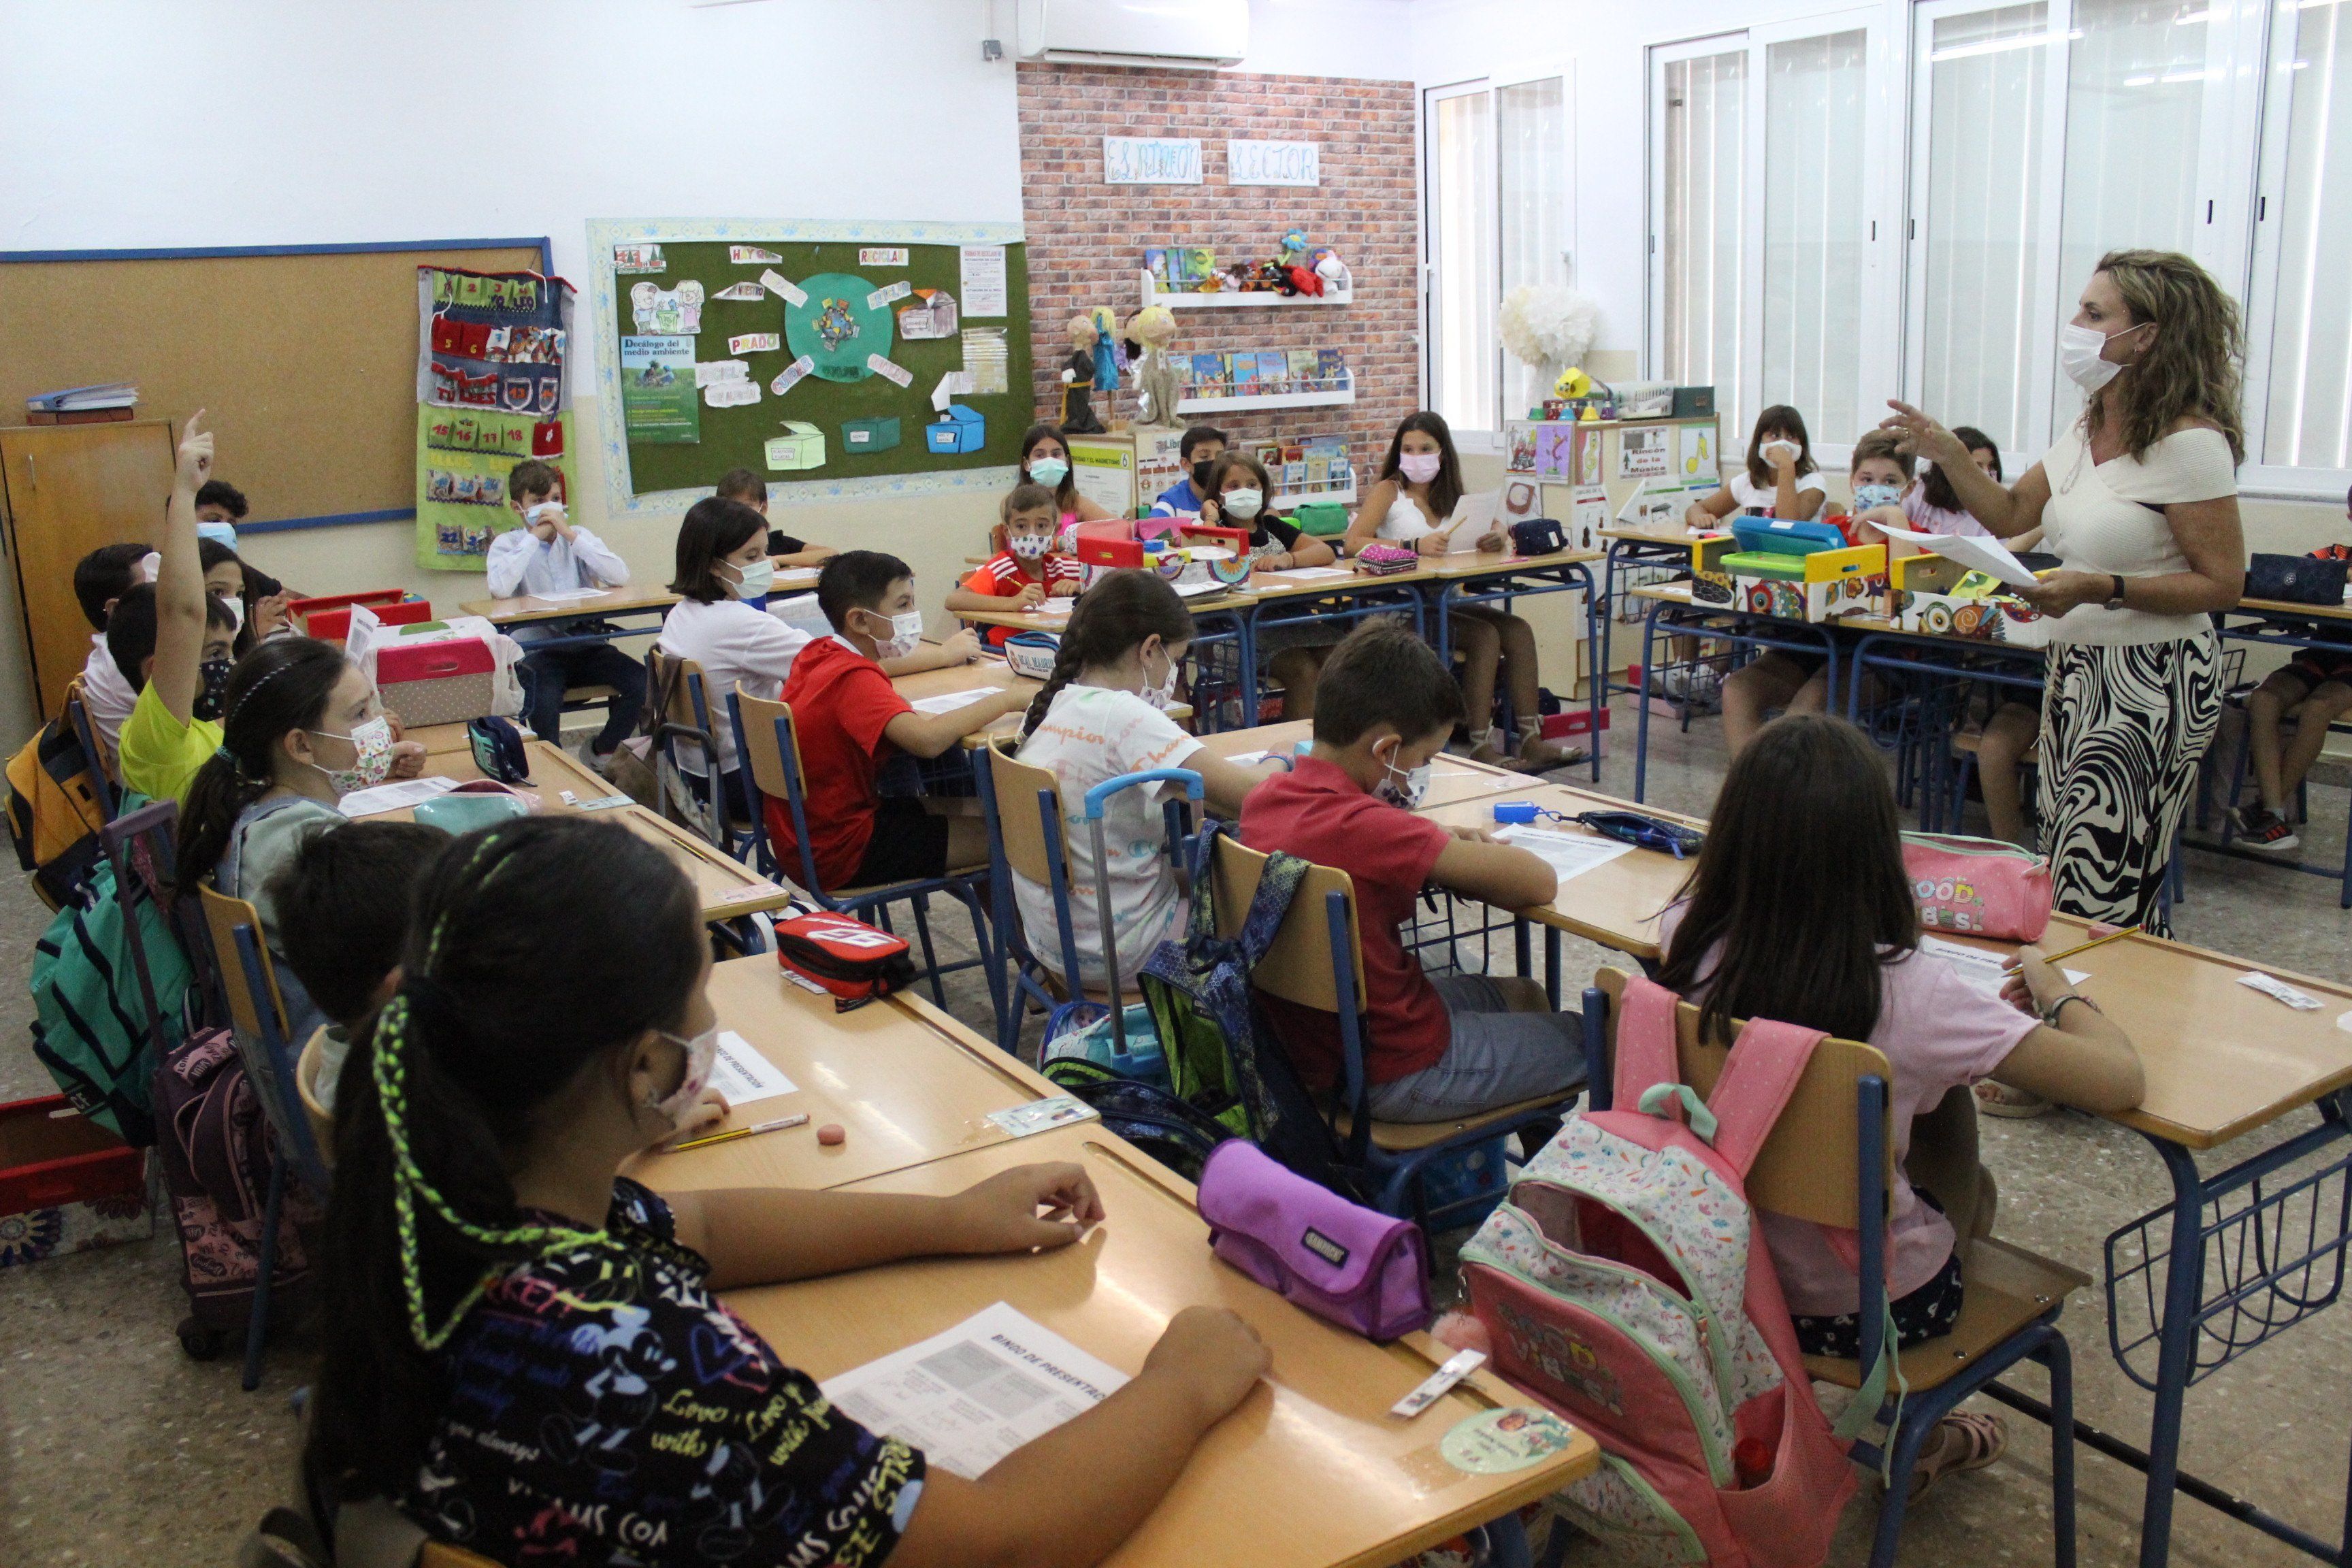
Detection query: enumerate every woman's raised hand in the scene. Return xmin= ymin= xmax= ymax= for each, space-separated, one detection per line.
xmin=1880 ymin=400 xmax=1970 ymax=468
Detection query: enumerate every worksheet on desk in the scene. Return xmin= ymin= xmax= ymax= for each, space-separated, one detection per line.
xmin=335 ymin=777 xmax=459 ymax=816
xmin=1918 ymin=935 xmax=2087 ymax=997
xmin=1494 ymin=826 xmax=1634 ymax=883
xmin=909 ymin=687 xmax=1003 ymax=715
xmin=709 ymin=1030 xmax=796 ymax=1107
xmin=820 ymin=1301 xmax=1130 ymax=1479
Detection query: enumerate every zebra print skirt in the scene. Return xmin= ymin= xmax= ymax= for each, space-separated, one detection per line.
xmin=2035 ymin=630 xmax=2220 ymax=936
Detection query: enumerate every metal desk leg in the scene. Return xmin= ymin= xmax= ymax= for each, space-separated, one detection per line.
xmin=1635 ymin=599 xmax=1669 ymax=802
xmin=1575 ymin=562 xmax=1603 ymax=783
xmin=1433 ymin=582 xmax=1456 ymax=666
xmin=1544 ymin=925 xmax=1561 ymax=1009
xmin=2137 ymin=1137 xmax=2210 ymax=1568
xmin=1237 ymin=608 xmax=1260 ymax=730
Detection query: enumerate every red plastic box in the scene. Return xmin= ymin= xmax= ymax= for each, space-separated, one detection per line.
xmin=0 ymin=1095 xmax=150 ymax=1267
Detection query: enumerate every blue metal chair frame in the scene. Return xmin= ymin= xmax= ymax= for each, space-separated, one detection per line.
xmin=1420 ymin=552 xmax=1605 ymax=783
xmin=2203 ymin=680 xmax=2352 ymax=909
xmin=1237 ymin=578 xmax=1423 ymax=728
xmin=646 ymin=652 xmax=749 ymax=857
xmin=1577 ymin=980 xmax=2078 ymax=1568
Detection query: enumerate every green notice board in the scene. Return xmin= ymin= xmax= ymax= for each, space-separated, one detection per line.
xmin=612 ymin=239 xmax=1031 ymax=495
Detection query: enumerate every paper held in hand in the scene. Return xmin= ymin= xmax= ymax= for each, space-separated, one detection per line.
xmin=1874 ymin=519 xmax=2042 ymax=589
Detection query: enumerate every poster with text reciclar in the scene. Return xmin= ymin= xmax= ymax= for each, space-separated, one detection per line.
xmin=414 ymin=265 xmax=578 ymax=570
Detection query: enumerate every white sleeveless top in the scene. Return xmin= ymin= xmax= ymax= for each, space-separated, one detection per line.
xmin=2037 ymin=422 xmax=2236 ymax=647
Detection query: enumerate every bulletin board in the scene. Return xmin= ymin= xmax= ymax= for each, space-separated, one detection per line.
xmin=0 ymin=239 xmax=550 ymax=532
xmin=586 ymin=220 xmax=1030 ymax=517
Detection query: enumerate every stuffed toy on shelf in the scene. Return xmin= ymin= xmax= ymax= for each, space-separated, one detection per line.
xmin=1058 ymin=312 xmax=1104 ymax=433
xmin=1124 ymin=304 xmax=1182 ymax=429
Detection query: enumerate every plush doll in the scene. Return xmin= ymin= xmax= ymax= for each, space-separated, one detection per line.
xmin=1313 ymin=249 xmax=1351 ymax=293
xmin=1088 ymin=305 xmax=1126 ymax=394
xmin=1058 ymin=312 xmax=1104 ymax=433
xmin=1124 ymin=305 xmax=1182 ymax=429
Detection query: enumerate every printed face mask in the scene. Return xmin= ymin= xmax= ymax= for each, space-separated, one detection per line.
xmin=2059 ymin=320 xmax=2140 ymax=391
xmin=1851 ymin=483 xmax=1903 ymax=512
xmin=1028 ymin=457 xmax=1070 ymax=488
xmin=1399 ymin=452 xmax=1443 ymax=485
xmin=1372 ymin=742 xmax=1431 ymax=809
xmin=730 ymin=557 xmax=776 ymax=600
xmin=1007 ymin=531 xmax=1051 ymax=561
xmin=1222 ymin=487 xmax=1264 ymax=520
xmin=868 ymin=608 xmax=924 ymax=659
xmin=310 ymin=715 xmax=395 ymax=794
xmin=652 ymin=1024 xmax=719 ymax=1130
xmin=1141 ymin=643 xmax=1181 ymax=710
xmin=193 ymin=657 xmax=233 ymax=721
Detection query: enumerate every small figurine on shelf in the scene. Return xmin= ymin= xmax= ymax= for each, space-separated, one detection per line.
xmin=1124 ymin=305 xmax=1182 ymax=429
xmin=1089 ymin=306 xmax=1126 ymax=397
xmin=1312 ymin=248 xmax=1350 ymax=294
xmin=1059 ymin=312 xmax=1105 ymax=433
xmin=1278 ymin=228 xmax=1311 ymax=267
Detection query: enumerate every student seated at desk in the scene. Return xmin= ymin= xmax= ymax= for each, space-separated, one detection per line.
xmin=306 ymin=817 xmax=1269 ymax=1567
xmin=1348 ymin=412 xmax=1580 ymax=772
xmin=1241 ymin=621 xmax=1584 ymax=1123
xmin=2236 ymin=534 xmax=2352 ymax=853
xmin=773 ymin=551 xmax=1032 ymax=891
xmin=487 ymin=459 xmax=647 ymax=771
xmin=1684 ymin=404 xmax=1827 ymax=528
xmin=1146 ymin=423 xmax=1228 ymax=520
xmin=71 ymin=542 xmax=156 ymax=769
xmin=1019 ymin=423 xmax=1118 ymax=551
xmin=271 ymin=820 xmax=446 ymax=1112
xmin=1656 ymin=715 xmax=2144 ymax=1490
xmin=1013 ymin=570 xmax=1281 ymax=990
xmin=1197 ymin=451 xmax=1340 ymax=720
xmin=945 ymin=483 xmax=1085 ymax=644
xmin=715 ymin=466 xmax=838 ymax=570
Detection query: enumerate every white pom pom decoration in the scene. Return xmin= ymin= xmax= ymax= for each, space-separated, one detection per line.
xmin=1498 ymin=285 xmax=1601 ymax=372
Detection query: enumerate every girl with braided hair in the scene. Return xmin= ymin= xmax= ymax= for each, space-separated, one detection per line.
xmin=1011 ymin=570 xmax=1282 ymax=990
xmin=308 ymin=816 xmax=1269 ymax=1567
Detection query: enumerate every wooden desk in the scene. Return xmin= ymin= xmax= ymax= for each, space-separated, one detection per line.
xmin=1418 ymin=783 xmax=1692 ymax=960
xmin=766 ymin=565 xmax=821 ymax=593
xmin=642 ymin=956 xmax=1062 ymax=1194
xmin=956 ymin=585 xmax=1257 ymax=638
xmin=1419 ymin=545 xmax=1601 ymax=582
xmin=457 ymin=583 xmax=681 ymax=626
xmin=721 ymin=1123 xmax=1597 ymax=1568
xmin=1599 ymin=525 xmax=1723 ymax=553
xmin=1194 ymin=721 xmax=1528 ymax=808
xmin=406 ymin=721 xmax=477 ymax=756
xmin=891 ymin=656 xmax=1043 ymax=749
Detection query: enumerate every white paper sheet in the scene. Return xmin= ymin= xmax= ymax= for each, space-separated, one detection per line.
xmin=521 ymin=586 xmax=606 ymax=604
xmin=1494 ymin=826 xmax=1635 ymax=883
xmin=985 ymin=1096 xmax=1098 ymax=1138
xmin=820 ymin=1302 xmax=1129 ymax=1480
xmin=1917 ymin=935 xmax=2088 ymax=996
xmin=1264 ymin=566 xmax=1353 ymax=581
xmin=959 ymin=245 xmax=1009 ymax=318
xmin=1224 ymin=749 xmax=1273 ymax=764
xmin=909 ymin=687 xmax=1003 ymax=715
xmin=337 ymin=776 xmax=459 ymax=817
xmin=1171 ymin=579 xmax=1226 ymax=598
xmin=708 ymin=1029 xmax=797 ymax=1107
xmin=342 ymin=602 xmax=383 ymax=671
xmin=1873 ymin=519 xmax=2041 ymax=589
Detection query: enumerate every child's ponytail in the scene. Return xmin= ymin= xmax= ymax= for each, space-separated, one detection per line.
xmin=173 ymin=637 xmax=350 ymax=898
xmin=1017 ymin=568 xmax=1194 ymax=740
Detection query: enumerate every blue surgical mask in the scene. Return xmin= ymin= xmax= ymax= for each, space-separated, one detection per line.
xmin=1028 ymin=457 xmax=1070 ymax=488
xmin=731 ymin=558 xmax=776 ymax=600
xmin=1851 ymin=483 xmax=1902 ymax=511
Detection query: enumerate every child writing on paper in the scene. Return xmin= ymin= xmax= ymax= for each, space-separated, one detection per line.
xmin=1013 ymin=570 xmax=1283 ymax=990
xmin=1347 ymin=412 xmax=1581 ymax=772
xmin=945 ymin=483 xmax=1087 ymax=642
xmin=715 ymin=466 xmax=838 ymax=570
xmin=1684 ymin=405 xmax=1826 ymax=527
xmin=1656 ymin=715 xmax=2144 ymax=1494
xmin=1241 ymin=621 xmax=1585 ymax=1124
xmin=1197 ymin=451 xmax=1340 ymax=719
xmin=487 ymin=459 xmax=647 ymax=770
xmin=306 ymin=816 xmax=1270 ymax=1568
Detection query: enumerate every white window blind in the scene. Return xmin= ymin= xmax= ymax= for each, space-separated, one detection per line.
xmin=1499 ymin=75 xmax=1570 ymax=421
xmin=1763 ymin=30 xmax=1869 ymax=443
xmin=1427 ymin=86 xmax=1498 ymax=434
xmin=1659 ymin=48 xmax=1749 ymax=437
xmin=2257 ymin=0 xmax=2352 ymax=470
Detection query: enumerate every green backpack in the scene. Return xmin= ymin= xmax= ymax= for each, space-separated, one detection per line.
xmin=1292 ymin=500 xmax=1350 ymax=536
xmin=30 ymin=843 xmax=198 ymax=1145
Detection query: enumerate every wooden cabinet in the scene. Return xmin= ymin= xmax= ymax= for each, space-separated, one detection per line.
xmin=1 ymin=419 xmax=176 ymax=721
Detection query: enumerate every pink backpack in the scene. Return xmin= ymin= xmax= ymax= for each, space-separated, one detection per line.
xmin=1458 ymin=977 xmax=1881 ymax=1568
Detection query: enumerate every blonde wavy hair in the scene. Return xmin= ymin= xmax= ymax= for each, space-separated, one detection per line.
xmin=2088 ymin=248 xmax=2246 ymax=463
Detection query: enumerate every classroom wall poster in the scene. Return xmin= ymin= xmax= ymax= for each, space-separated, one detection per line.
xmin=1678 ymin=421 xmax=1716 ymax=485
xmin=959 ymin=246 xmax=1007 ymax=317
xmin=1619 ymin=427 xmax=1670 ymax=480
xmin=415 ymin=265 xmax=576 ymax=571
xmin=621 ymin=336 xmax=700 ymax=443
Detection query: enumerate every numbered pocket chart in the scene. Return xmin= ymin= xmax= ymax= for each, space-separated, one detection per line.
xmin=416 ymin=408 xmax=576 ymax=571
xmin=604 ymin=238 xmax=1032 ymax=494
xmin=415 ymin=265 xmax=578 ymax=570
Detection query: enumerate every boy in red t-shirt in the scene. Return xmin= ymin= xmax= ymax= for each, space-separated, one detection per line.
xmin=946 ymin=483 xmax=1085 ymax=647
xmin=1239 ymin=620 xmax=1584 ymax=1123
xmin=769 ymin=551 xmax=1031 ymax=891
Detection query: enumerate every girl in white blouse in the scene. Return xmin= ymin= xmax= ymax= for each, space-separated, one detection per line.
xmin=1884 ymin=249 xmax=2247 ymax=938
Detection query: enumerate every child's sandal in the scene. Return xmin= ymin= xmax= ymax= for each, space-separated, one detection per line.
xmin=1905 ymin=1411 xmax=2006 ymax=1501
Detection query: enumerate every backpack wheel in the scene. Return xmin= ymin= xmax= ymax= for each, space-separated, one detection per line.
xmin=178 ymin=1317 xmax=227 ymax=1361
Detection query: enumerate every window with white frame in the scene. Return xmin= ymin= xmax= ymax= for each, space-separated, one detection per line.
xmin=1423 ymin=70 xmax=1575 ymax=441
xmin=2251 ymin=0 xmax=2352 ymax=485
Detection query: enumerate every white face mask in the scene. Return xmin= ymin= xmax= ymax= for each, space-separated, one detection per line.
xmin=1371 ymin=741 xmax=1431 ymax=809
xmin=212 ymin=591 xmax=244 ymax=634
xmin=866 ymin=608 xmax=924 ymax=659
xmin=651 ymin=1024 xmax=718 ymax=1130
xmin=1221 ymin=488 xmax=1264 ymax=521
xmin=1007 ymin=531 xmax=1051 ymax=561
xmin=1398 ymin=452 xmax=1442 ymax=485
xmin=1141 ymin=642 xmax=1181 ymax=709
xmin=1760 ymin=438 xmax=1801 ymax=466
xmin=1028 ymin=457 xmax=1070 ymax=488
xmin=2059 ymin=320 xmax=2142 ymax=391
xmin=310 ymin=715 xmax=395 ymax=795
xmin=730 ymin=557 xmax=776 ymax=600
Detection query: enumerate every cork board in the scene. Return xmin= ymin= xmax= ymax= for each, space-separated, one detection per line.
xmin=0 ymin=241 xmax=547 ymax=529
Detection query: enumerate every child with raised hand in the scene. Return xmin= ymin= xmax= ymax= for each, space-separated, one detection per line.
xmin=1347 ymin=411 xmax=1580 ymax=772
xmin=946 ymin=483 xmax=1086 ymax=641
xmin=772 ymin=551 xmax=1030 ymax=892
xmin=487 ymin=459 xmax=647 ymax=770
xmin=715 ymin=466 xmax=838 ymax=569
xmin=1241 ymin=620 xmax=1584 ymax=1122
xmin=306 ymin=816 xmax=1269 ymax=1566
xmin=1684 ymin=404 xmax=1827 ymax=527
xmin=1013 ymin=570 xmax=1282 ymax=990
xmin=1655 ymin=714 xmax=2144 ymax=1492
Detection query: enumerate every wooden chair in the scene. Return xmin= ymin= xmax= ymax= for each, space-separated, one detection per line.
xmin=1212 ymin=833 xmax=1578 ymax=1232
xmin=198 ymin=885 xmax=331 ymax=1392
xmin=1584 ymin=967 xmax=2081 ymax=1568
xmin=642 ymin=649 xmax=742 ymax=854
xmin=730 ymin=684 xmax=998 ymax=1015
xmin=979 ymin=739 xmax=1198 ymax=1055
xmin=294 ymin=1026 xmax=335 ymax=1169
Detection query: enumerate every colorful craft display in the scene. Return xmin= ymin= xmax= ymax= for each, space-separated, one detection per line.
xmin=414 ymin=265 xmax=577 ymax=571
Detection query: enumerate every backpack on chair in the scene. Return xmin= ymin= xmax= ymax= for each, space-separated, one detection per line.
xmin=5 ymin=706 xmax=110 ymax=911
xmin=1456 ymin=975 xmax=1871 ymax=1568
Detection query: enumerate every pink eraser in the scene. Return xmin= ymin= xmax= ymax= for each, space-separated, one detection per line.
xmin=817 ymin=1124 xmax=846 ymax=1146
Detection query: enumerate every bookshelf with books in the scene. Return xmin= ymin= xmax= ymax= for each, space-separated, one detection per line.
xmin=1137 ymin=268 xmax=1354 ymax=310
xmin=1177 ymin=347 xmax=1353 ymax=414
xmin=1253 ymin=434 xmax=1356 ymax=510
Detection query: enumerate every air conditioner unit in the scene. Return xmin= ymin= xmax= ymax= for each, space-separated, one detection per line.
xmin=1014 ymin=0 xmax=1248 ymax=71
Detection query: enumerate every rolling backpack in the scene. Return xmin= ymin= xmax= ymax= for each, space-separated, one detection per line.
xmin=1457 ymin=976 xmax=1875 ymax=1568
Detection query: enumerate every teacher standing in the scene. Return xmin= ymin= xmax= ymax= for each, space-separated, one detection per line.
xmin=1886 ymin=248 xmax=2246 ymax=936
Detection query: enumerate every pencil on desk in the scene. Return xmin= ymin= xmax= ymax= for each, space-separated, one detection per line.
xmin=2005 ymin=925 xmax=2140 ymax=970
xmin=672 ymin=1113 xmax=810 ymax=1151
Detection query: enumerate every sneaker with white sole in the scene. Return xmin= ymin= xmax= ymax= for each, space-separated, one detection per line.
xmin=2233 ymin=805 xmax=2301 ymax=853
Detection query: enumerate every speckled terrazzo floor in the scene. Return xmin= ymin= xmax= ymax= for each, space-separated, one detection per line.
xmin=1 ymin=696 xmax=2346 ymax=1567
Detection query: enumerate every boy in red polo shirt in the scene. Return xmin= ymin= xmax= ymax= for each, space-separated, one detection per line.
xmin=770 ymin=551 xmax=1031 ymax=891
xmin=1240 ymin=621 xmax=1584 ymax=1121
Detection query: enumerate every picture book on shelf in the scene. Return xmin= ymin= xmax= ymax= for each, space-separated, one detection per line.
xmin=1188 ymin=352 xmax=1228 ymax=389
xmin=1286 ymin=349 xmax=1320 ymax=389
xmin=1316 ymin=348 xmax=1347 ymax=387
xmin=1255 ymin=351 xmax=1288 ymax=389
xmin=1144 ymin=248 xmax=1173 ymax=284
xmin=1176 ymin=247 xmax=1214 ymax=284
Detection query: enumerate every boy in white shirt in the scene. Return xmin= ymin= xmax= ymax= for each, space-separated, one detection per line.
xmin=71 ymin=542 xmax=153 ymax=769
xmin=486 ymin=459 xmax=646 ymax=768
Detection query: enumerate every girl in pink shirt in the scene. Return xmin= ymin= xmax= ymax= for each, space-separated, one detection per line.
xmin=1655 ymin=714 xmax=2144 ymax=1492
